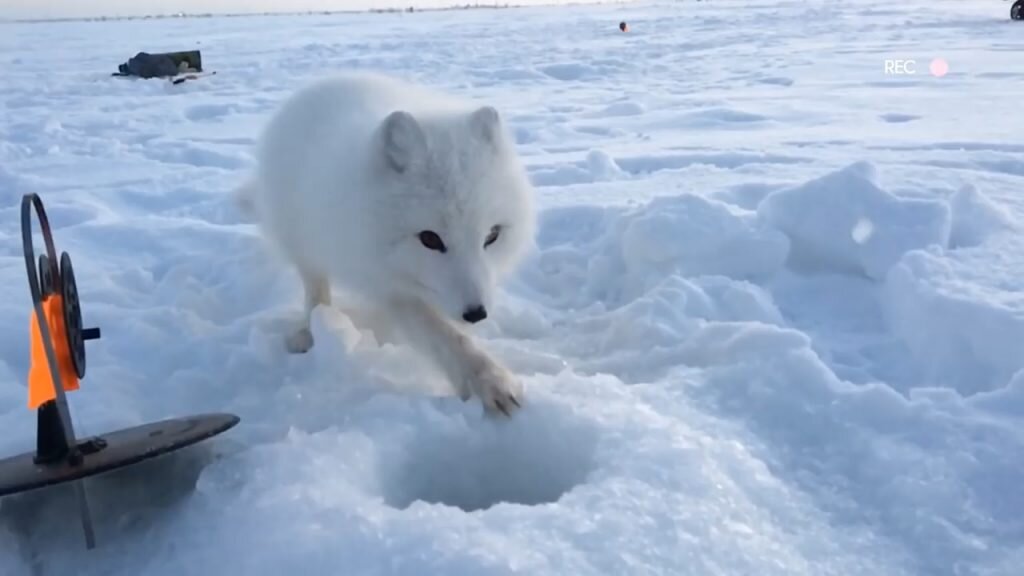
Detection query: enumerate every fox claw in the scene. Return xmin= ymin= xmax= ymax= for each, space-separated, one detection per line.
xmin=467 ymin=360 xmax=523 ymax=417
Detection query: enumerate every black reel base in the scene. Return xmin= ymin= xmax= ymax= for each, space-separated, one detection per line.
xmin=0 ymin=413 xmax=239 ymax=498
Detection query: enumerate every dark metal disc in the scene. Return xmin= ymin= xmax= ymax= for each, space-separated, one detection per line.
xmin=59 ymin=251 xmax=87 ymax=379
xmin=38 ymin=254 xmax=53 ymax=296
xmin=0 ymin=413 xmax=239 ymax=497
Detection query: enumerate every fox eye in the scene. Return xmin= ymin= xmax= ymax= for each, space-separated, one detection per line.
xmin=484 ymin=225 xmax=501 ymax=248
xmin=419 ymin=230 xmax=446 ymax=252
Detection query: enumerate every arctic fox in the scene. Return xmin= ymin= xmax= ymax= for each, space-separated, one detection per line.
xmin=238 ymin=72 xmax=536 ymax=416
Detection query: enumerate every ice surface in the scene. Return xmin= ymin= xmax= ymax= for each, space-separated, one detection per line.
xmin=2 ymin=1 xmax=1024 ymax=575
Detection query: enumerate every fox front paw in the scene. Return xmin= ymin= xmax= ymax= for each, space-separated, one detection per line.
xmin=466 ymin=360 xmax=523 ymax=417
xmin=285 ymin=327 xmax=314 ymax=354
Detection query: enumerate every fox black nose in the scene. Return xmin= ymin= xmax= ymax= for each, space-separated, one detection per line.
xmin=462 ymin=305 xmax=487 ymax=323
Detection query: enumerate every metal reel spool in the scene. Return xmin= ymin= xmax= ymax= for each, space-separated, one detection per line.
xmin=39 ymin=254 xmax=54 ymax=296
xmin=36 ymin=250 xmax=98 ymax=379
xmin=59 ymin=251 xmax=98 ymax=379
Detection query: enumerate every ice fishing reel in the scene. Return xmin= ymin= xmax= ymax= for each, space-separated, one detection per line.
xmin=35 ymin=231 xmax=101 ymax=388
xmin=1013 ymin=0 xmax=1024 ymax=20
xmin=0 ymin=193 xmax=240 ymax=550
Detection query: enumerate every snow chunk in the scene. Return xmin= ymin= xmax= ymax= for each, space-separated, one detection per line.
xmin=585 ymin=149 xmax=626 ymax=181
xmin=948 ymin=184 xmax=1016 ymax=248
xmin=682 ymin=317 xmax=1024 ymax=575
xmin=758 ymin=161 xmax=951 ymax=280
xmin=536 ymin=274 xmax=786 ymax=383
xmin=618 ymin=195 xmax=789 ymax=278
xmin=969 ymin=368 xmax=1024 ymax=417
xmin=882 ymin=236 xmax=1024 ymax=395
xmin=585 ymin=194 xmax=789 ymax=305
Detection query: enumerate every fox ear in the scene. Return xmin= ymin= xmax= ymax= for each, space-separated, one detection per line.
xmin=469 ymin=105 xmax=502 ymax=146
xmin=381 ymin=110 xmax=426 ymax=173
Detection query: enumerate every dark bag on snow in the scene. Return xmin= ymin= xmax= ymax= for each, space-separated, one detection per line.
xmin=114 ymin=50 xmax=202 ymax=79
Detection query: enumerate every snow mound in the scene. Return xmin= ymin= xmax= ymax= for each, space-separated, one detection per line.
xmin=616 ymin=195 xmax=789 ymax=282
xmin=882 ymin=236 xmax=1024 ymax=395
xmin=684 ymin=317 xmax=1024 ymax=576
xmin=969 ymin=368 xmax=1024 ymax=417
xmin=546 ymin=275 xmax=786 ymax=382
xmin=584 ymin=149 xmax=627 ymax=181
xmin=528 ymin=194 xmax=789 ymax=308
xmin=948 ymin=184 xmax=1017 ymax=248
xmin=758 ymin=162 xmax=951 ymax=280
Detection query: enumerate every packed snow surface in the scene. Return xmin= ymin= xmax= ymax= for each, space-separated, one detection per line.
xmin=2 ymin=1 xmax=1024 ymax=575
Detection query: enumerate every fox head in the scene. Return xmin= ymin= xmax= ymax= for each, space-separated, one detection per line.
xmin=370 ymin=104 xmax=536 ymax=324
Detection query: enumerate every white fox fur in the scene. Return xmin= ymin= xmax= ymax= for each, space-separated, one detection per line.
xmin=238 ymin=72 xmax=536 ymax=415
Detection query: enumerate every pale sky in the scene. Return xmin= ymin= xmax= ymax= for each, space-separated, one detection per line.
xmin=0 ymin=0 xmax=575 ymax=19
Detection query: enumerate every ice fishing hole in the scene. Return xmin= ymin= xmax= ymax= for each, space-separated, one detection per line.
xmin=382 ymin=406 xmax=597 ymax=512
